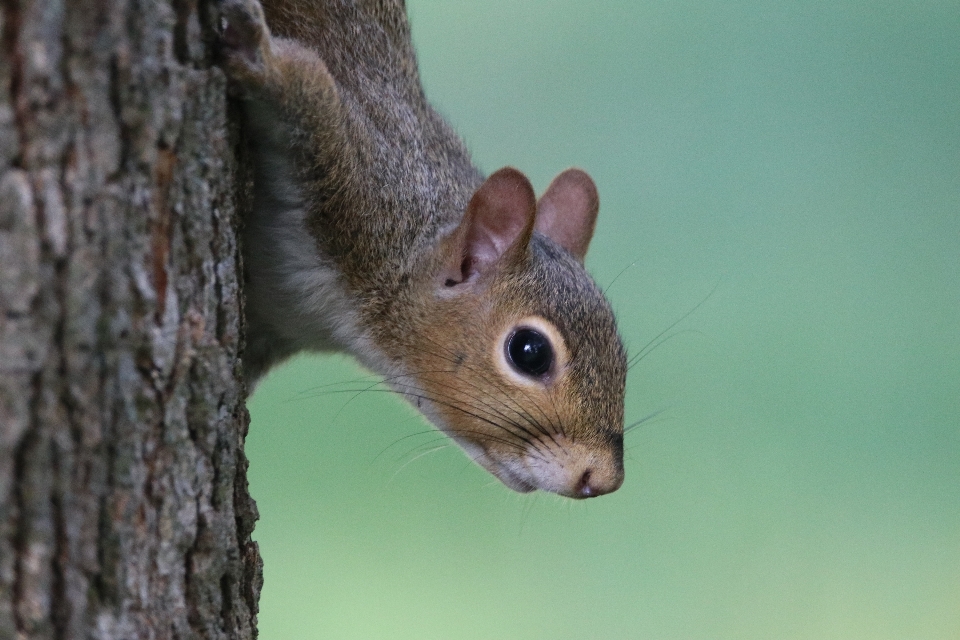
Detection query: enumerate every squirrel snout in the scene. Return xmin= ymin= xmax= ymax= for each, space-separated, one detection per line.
xmin=567 ymin=461 xmax=623 ymax=499
xmin=512 ymin=436 xmax=624 ymax=499
xmin=574 ymin=466 xmax=623 ymax=499
xmin=552 ymin=435 xmax=624 ymax=499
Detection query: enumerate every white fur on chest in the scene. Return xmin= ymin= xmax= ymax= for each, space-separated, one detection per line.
xmin=242 ymin=99 xmax=383 ymax=370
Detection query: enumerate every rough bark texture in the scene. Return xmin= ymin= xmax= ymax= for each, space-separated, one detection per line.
xmin=0 ymin=0 xmax=262 ymax=637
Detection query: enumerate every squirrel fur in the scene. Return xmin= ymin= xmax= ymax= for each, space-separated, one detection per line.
xmin=219 ymin=0 xmax=627 ymax=498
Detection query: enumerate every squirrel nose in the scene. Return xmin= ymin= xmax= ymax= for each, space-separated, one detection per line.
xmin=574 ymin=466 xmax=623 ymax=499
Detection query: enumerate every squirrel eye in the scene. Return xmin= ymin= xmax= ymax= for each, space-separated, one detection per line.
xmin=506 ymin=329 xmax=553 ymax=377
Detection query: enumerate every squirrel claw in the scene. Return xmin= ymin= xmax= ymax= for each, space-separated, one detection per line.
xmin=217 ymin=0 xmax=271 ymax=80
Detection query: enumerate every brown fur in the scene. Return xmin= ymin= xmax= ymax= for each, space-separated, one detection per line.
xmin=219 ymin=0 xmax=627 ymax=497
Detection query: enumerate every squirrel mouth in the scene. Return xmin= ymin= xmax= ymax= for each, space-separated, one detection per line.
xmin=443 ymin=433 xmax=538 ymax=492
xmin=498 ymin=468 xmax=536 ymax=493
xmin=484 ymin=458 xmax=537 ymax=493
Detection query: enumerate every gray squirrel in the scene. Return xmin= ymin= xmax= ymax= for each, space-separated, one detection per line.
xmin=218 ymin=0 xmax=626 ymax=498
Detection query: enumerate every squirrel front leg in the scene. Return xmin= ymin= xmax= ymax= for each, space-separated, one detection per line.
xmin=218 ymin=0 xmax=346 ymax=157
xmin=217 ymin=0 xmax=272 ymax=88
xmin=217 ymin=0 xmax=356 ymax=383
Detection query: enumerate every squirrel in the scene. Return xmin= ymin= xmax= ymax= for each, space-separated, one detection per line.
xmin=217 ymin=0 xmax=627 ymax=498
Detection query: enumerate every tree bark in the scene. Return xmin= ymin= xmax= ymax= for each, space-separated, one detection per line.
xmin=0 ymin=0 xmax=262 ymax=637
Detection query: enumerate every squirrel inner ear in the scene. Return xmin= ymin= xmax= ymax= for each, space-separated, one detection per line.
xmin=534 ymin=168 xmax=599 ymax=263
xmin=441 ymin=167 xmax=537 ymax=286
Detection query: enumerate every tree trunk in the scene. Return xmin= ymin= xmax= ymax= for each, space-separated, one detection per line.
xmin=0 ymin=0 xmax=262 ymax=637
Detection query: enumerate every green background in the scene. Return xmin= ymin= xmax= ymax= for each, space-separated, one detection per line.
xmin=246 ymin=1 xmax=960 ymax=638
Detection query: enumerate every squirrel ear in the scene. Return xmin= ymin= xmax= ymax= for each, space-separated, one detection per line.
xmin=441 ymin=167 xmax=536 ymax=286
xmin=535 ymin=168 xmax=599 ymax=263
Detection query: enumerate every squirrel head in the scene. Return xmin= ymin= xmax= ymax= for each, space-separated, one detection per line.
xmin=398 ymin=168 xmax=626 ymax=499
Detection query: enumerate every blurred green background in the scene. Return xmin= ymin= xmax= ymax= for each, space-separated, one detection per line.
xmin=246 ymin=1 xmax=960 ymax=638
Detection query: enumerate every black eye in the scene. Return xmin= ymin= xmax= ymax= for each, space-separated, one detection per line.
xmin=506 ymin=328 xmax=553 ymax=377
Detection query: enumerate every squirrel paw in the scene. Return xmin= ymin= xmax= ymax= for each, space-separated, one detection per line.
xmin=217 ymin=0 xmax=271 ymax=84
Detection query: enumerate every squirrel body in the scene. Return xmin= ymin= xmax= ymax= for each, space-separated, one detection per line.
xmin=220 ymin=0 xmax=627 ymax=498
